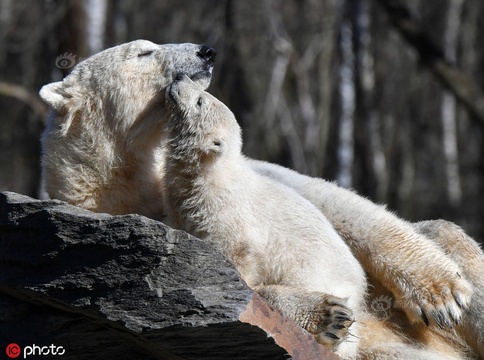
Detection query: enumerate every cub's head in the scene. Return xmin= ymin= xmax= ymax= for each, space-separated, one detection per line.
xmin=39 ymin=40 xmax=215 ymax=136
xmin=165 ymin=75 xmax=242 ymax=164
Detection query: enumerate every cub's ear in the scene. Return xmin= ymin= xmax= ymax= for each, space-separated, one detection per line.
xmin=205 ymin=138 xmax=227 ymax=155
xmin=39 ymin=81 xmax=68 ymax=110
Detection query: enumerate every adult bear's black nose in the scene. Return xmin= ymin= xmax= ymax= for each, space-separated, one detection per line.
xmin=197 ymin=45 xmax=216 ymax=64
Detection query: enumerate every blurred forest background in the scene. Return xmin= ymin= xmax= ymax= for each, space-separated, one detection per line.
xmin=1 ymin=0 xmax=484 ymax=242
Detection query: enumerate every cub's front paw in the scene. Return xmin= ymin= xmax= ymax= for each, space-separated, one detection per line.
xmin=397 ymin=271 xmax=472 ymax=328
xmin=302 ymin=295 xmax=355 ymax=350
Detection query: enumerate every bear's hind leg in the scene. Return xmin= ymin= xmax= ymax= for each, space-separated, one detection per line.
xmin=359 ymin=344 xmax=464 ymax=360
xmin=358 ymin=314 xmax=468 ymax=360
xmin=413 ymin=219 xmax=484 ymax=358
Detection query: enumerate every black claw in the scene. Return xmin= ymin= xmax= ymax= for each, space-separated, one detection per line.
xmin=421 ymin=311 xmax=430 ymax=326
xmin=335 ymin=315 xmax=352 ymax=322
xmin=325 ymin=332 xmax=340 ymax=340
xmin=443 ymin=314 xmax=453 ymax=327
xmin=453 ymin=293 xmax=466 ymax=309
xmin=430 ymin=310 xmax=446 ymax=329
xmin=448 ymin=308 xmax=461 ymax=324
xmin=332 ymin=324 xmax=346 ymax=330
xmin=334 ymin=310 xmax=349 ymax=316
xmin=447 ymin=309 xmax=458 ymax=324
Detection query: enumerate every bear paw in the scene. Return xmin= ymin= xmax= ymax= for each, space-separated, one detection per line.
xmin=397 ymin=271 xmax=472 ymax=328
xmin=303 ymin=296 xmax=355 ymax=350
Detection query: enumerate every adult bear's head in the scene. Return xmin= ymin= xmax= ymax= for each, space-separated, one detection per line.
xmin=39 ymin=40 xmax=216 ymax=136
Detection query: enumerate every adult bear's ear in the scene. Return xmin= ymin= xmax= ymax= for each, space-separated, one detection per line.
xmin=39 ymin=81 xmax=69 ymax=110
xmin=39 ymin=80 xmax=80 ymax=136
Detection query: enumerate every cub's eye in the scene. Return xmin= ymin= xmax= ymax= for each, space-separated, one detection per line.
xmin=197 ymin=97 xmax=203 ymax=107
xmin=138 ymin=50 xmax=154 ymax=57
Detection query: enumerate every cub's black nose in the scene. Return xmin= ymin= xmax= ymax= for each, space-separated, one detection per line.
xmin=174 ymin=73 xmax=186 ymax=81
xmin=197 ymin=45 xmax=216 ymax=64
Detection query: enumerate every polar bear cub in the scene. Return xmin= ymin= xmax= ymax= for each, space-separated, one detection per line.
xmin=161 ymin=75 xmax=478 ymax=360
xmin=161 ymin=75 xmax=366 ymax=357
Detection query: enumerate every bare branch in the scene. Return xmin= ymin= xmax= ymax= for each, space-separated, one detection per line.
xmin=374 ymin=0 xmax=484 ymax=125
xmin=277 ymin=96 xmax=309 ymax=173
xmin=0 ymin=81 xmax=48 ymax=118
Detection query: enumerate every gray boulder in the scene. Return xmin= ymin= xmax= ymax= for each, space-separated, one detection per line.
xmin=0 ymin=191 xmax=338 ymax=359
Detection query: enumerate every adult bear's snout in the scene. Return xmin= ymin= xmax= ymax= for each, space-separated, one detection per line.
xmin=197 ymin=45 xmax=216 ymax=64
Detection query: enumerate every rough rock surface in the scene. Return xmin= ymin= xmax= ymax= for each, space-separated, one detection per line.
xmin=0 ymin=191 xmax=338 ymax=359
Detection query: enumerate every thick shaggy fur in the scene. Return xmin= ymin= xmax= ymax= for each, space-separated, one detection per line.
xmin=161 ymin=76 xmax=480 ymax=359
xmin=39 ymin=41 xmax=484 ymax=359
xmin=252 ymin=162 xmax=483 ymax=359
xmin=40 ymin=40 xmax=214 ymax=219
xmin=163 ymin=76 xmax=367 ymax=357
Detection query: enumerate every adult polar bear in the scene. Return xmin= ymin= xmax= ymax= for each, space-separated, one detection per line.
xmin=40 ymin=40 xmax=216 ymax=217
xmin=39 ymin=40 xmax=484 ymax=357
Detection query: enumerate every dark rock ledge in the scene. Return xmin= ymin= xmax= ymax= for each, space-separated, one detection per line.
xmin=0 ymin=191 xmax=339 ymax=360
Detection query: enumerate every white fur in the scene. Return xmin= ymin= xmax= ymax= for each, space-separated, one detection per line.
xmin=250 ymin=160 xmax=473 ymax=325
xmin=39 ymin=41 xmax=483 ymax=359
xmin=162 ymin=76 xmax=366 ymax=357
xmin=161 ymin=76 xmax=479 ymax=359
xmin=39 ymin=40 xmax=213 ymax=218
